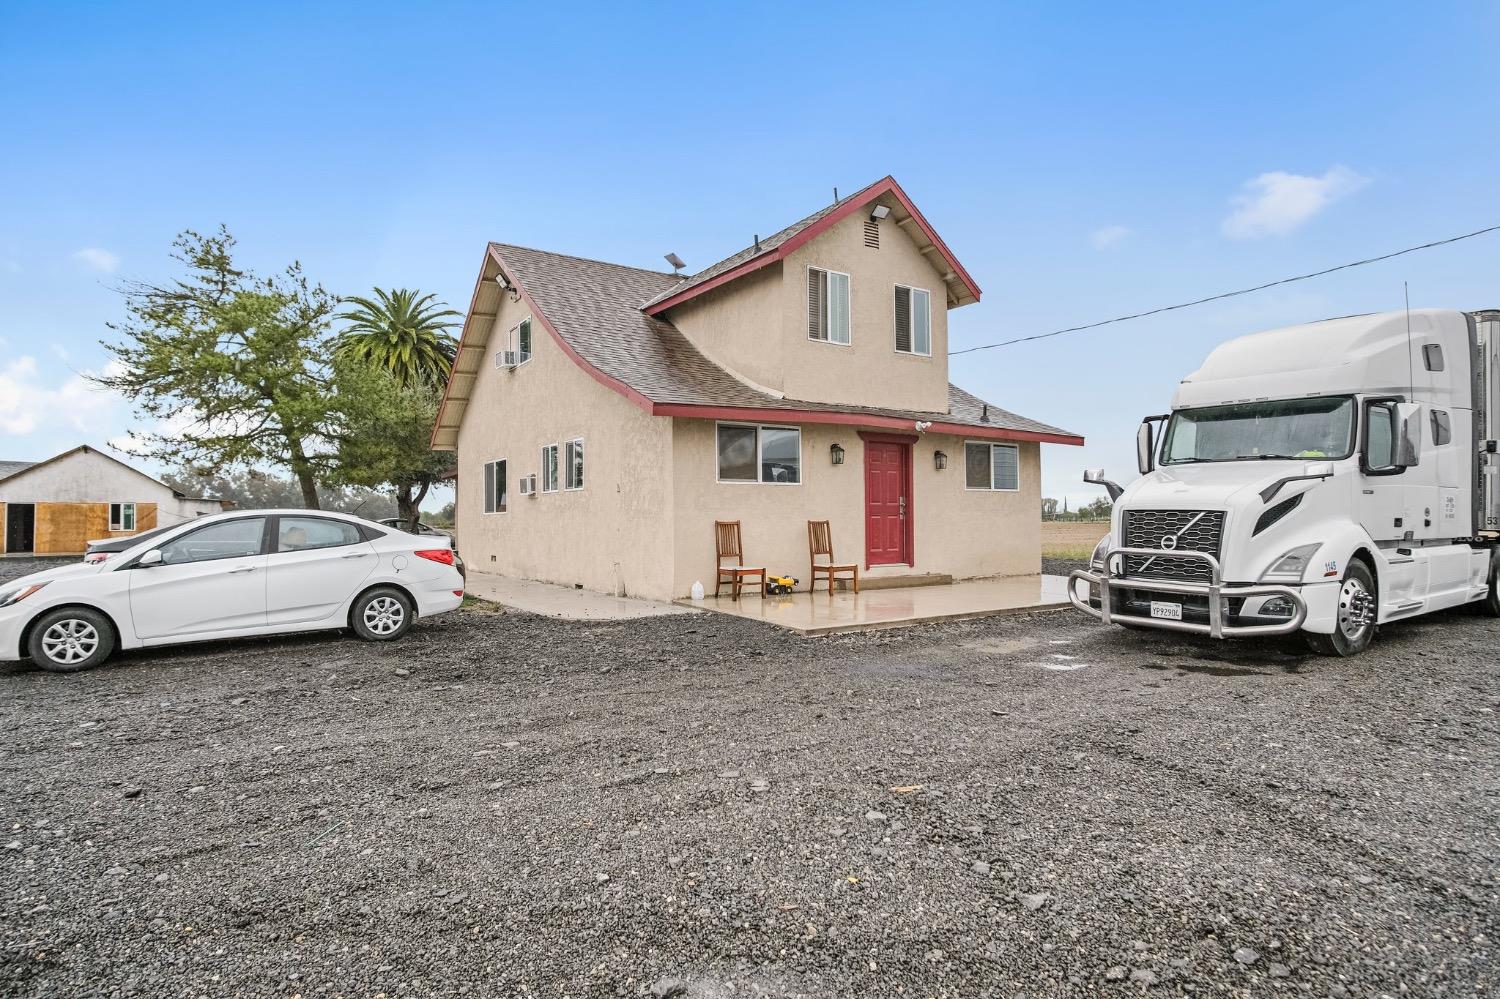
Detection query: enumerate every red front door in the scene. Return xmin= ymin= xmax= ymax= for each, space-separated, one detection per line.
xmin=864 ymin=438 xmax=913 ymax=566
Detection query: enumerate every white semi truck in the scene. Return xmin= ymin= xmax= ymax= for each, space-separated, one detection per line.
xmin=1069 ymin=308 xmax=1500 ymax=655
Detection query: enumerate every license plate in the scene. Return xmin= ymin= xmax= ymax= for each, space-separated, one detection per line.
xmin=1149 ymin=601 xmax=1183 ymax=621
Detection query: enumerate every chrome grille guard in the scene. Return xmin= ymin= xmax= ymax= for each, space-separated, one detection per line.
xmin=1068 ymin=547 xmax=1307 ymax=638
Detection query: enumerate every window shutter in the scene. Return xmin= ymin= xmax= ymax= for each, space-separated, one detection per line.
xmin=894 ymin=287 xmax=912 ymax=353
xmin=808 ymin=269 xmax=827 ymax=340
xmin=991 ymin=445 xmax=1019 ymax=491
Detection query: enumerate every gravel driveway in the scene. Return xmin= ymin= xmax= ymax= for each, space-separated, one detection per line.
xmin=0 ymin=596 xmax=1494 ymax=997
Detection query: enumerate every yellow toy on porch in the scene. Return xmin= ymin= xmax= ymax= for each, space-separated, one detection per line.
xmin=765 ymin=574 xmax=799 ymax=596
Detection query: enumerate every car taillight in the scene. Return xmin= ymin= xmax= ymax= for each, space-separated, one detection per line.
xmin=415 ymin=548 xmax=455 ymax=566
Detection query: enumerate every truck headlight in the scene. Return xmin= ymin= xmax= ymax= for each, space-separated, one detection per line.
xmin=0 ymin=581 xmax=48 ymax=607
xmin=1259 ymin=543 xmax=1321 ymax=583
xmin=1089 ymin=533 xmax=1113 ymax=570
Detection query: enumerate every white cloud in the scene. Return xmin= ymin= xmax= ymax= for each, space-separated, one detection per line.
xmin=0 ymin=356 xmax=122 ymax=436
xmin=1222 ymin=166 xmax=1368 ymax=239
xmin=1090 ymin=225 xmax=1132 ymax=249
xmin=72 ymin=247 xmax=120 ymax=274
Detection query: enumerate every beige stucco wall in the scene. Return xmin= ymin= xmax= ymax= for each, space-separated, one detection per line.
xmin=454 ymin=292 xmax=676 ymax=600
xmin=668 ymin=419 xmax=1041 ymax=598
xmin=667 ymin=197 xmax=952 ymax=413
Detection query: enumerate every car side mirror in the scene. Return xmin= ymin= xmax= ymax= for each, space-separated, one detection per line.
xmin=138 ymin=549 xmax=163 ymax=568
xmin=1136 ymin=421 xmax=1156 ymax=475
xmin=1394 ymin=402 xmax=1423 ymax=468
xmin=1083 ymin=468 xmax=1124 ymax=502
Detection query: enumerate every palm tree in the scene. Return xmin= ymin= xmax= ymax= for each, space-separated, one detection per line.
xmin=333 ymin=288 xmax=462 ymax=387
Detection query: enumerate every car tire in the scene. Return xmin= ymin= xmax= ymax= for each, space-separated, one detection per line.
xmin=1305 ymin=560 xmax=1377 ymax=657
xmin=350 ymin=587 xmax=414 ymax=642
xmin=27 ymin=607 xmax=115 ymax=673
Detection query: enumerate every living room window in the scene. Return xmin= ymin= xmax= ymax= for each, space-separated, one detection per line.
xmin=807 ymin=267 xmax=851 ymax=345
xmin=964 ymin=442 xmax=1020 ymax=491
xmin=717 ymin=423 xmax=801 ymax=484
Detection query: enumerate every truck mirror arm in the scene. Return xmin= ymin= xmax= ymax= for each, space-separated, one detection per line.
xmin=1082 ymin=469 xmax=1125 ymax=501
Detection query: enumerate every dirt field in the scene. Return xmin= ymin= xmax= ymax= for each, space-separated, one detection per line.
xmin=1 ymin=595 xmax=1495 ymax=997
xmin=1041 ymin=520 xmax=1111 ymax=559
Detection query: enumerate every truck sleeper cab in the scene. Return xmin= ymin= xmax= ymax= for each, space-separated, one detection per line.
xmin=1069 ymin=308 xmax=1500 ymax=656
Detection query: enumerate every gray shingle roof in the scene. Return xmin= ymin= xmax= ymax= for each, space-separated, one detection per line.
xmin=639 ymin=180 xmax=881 ymax=311
xmin=0 ymin=460 xmax=36 ymax=481
xmin=489 ymin=243 xmax=1077 ymax=440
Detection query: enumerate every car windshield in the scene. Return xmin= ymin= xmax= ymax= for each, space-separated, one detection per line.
xmin=1162 ymin=396 xmax=1356 ymax=464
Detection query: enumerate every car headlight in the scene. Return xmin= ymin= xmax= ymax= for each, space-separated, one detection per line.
xmin=0 ymin=581 xmax=48 ymax=607
xmin=1089 ymin=533 xmax=1113 ymax=570
xmin=1260 ymin=543 xmax=1321 ymax=583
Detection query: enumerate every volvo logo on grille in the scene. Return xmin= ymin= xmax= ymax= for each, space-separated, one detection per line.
xmin=1159 ymin=535 xmax=1178 ymax=550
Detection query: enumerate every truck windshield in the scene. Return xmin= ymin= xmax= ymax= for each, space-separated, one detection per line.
xmin=1162 ymin=396 xmax=1356 ymax=464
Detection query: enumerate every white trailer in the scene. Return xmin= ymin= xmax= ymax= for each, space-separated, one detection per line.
xmin=1070 ymin=308 xmax=1500 ymax=655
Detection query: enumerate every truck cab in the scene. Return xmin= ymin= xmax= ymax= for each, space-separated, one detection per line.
xmin=1069 ymin=308 xmax=1500 ymax=655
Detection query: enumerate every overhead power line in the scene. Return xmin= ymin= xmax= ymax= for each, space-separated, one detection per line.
xmin=949 ymin=223 xmax=1500 ymax=356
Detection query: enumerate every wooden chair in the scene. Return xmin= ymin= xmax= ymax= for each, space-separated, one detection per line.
xmin=808 ymin=520 xmax=859 ymax=595
xmin=714 ymin=521 xmax=766 ymax=600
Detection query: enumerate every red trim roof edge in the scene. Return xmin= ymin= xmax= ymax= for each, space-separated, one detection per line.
xmin=644 ymin=176 xmax=981 ymax=317
xmin=652 ymin=403 xmax=1083 ymax=446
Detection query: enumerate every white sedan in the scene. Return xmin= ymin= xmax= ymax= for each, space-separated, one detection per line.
xmin=0 ymin=510 xmax=465 ymax=673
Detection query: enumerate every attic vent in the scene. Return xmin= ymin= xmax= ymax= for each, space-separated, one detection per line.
xmin=863 ymin=219 xmax=880 ymax=249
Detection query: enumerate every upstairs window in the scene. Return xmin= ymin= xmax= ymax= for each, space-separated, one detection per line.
xmin=483 ymin=459 xmax=508 ymax=512
xmin=894 ymin=286 xmax=932 ymax=356
xmin=965 ymin=442 xmax=1020 ymax=491
xmin=109 ymin=502 xmax=136 ymax=531
xmin=807 ymin=267 xmax=851 ymax=345
xmin=540 ymin=444 xmax=560 ymax=493
xmin=496 ymin=318 xmax=534 ymax=368
xmin=565 ymin=438 xmax=585 ymax=490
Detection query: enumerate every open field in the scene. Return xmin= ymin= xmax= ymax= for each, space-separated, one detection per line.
xmin=1041 ymin=520 xmax=1111 ymax=559
xmin=1 ymin=596 xmax=1495 ymax=997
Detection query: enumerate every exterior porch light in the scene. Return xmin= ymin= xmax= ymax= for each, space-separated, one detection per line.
xmin=830 ymin=443 xmax=845 ymax=465
xmin=933 ymin=449 xmax=948 ymax=470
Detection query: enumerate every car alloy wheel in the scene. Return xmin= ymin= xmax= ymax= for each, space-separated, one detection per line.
xmin=362 ymin=595 xmax=405 ymax=636
xmin=40 ymin=618 xmax=100 ymax=667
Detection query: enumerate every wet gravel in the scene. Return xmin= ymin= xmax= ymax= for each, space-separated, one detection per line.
xmin=0 ymin=592 xmax=1496 ymax=997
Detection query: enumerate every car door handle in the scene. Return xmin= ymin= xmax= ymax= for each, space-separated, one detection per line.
xmin=341 ymin=552 xmax=371 ymax=559
xmin=227 ymin=565 xmax=258 ymax=574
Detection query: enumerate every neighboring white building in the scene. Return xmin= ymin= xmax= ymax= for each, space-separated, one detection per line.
xmin=0 ymin=445 xmax=229 ymax=555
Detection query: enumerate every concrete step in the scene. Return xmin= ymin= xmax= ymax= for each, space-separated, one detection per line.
xmin=855 ymin=573 xmax=953 ymax=591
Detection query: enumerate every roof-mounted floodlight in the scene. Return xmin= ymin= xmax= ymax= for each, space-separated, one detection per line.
xmin=870 ymin=204 xmax=891 ymax=221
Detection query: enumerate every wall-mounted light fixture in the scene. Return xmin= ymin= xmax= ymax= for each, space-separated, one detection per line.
xmin=934 ymin=450 xmax=948 ymax=471
xmin=870 ymin=204 xmax=891 ymax=221
xmin=830 ymin=443 xmax=845 ymax=465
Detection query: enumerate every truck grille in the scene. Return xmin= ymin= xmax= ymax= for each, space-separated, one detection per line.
xmin=1121 ymin=509 xmax=1225 ymax=582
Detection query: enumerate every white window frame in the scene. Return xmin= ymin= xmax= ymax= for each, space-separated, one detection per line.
xmin=499 ymin=317 xmax=534 ymax=367
xmin=565 ymin=438 xmax=585 ymax=491
xmin=715 ymin=421 xmax=803 ymax=486
xmin=540 ymin=443 xmax=560 ymax=493
xmin=963 ymin=441 xmax=1021 ymax=492
xmin=893 ymin=284 xmax=933 ymax=357
xmin=483 ymin=458 xmax=509 ymax=513
xmin=806 ymin=266 xmax=852 ymax=347
xmin=109 ymin=502 xmax=136 ymax=531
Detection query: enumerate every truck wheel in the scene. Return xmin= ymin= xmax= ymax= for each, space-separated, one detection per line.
xmin=1305 ymin=561 xmax=1377 ymax=657
xmin=1482 ymin=560 xmax=1500 ymax=617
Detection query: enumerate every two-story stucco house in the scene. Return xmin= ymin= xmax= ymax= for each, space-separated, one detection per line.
xmin=433 ymin=176 xmax=1082 ymax=601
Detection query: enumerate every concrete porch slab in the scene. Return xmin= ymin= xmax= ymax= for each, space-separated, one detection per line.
xmin=464 ymin=572 xmax=699 ymax=621
xmin=676 ymin=574 xmax=1072 ymax=635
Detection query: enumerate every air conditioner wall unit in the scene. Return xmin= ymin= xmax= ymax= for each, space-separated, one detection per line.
xmin=518 ymin=473 xmax=538 ymax=496
xmin=495 ymin=349 xmax=521 ymax=369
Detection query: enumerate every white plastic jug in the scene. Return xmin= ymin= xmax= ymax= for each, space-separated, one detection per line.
xmin=690 ymin=580 xmax=705 ymax=601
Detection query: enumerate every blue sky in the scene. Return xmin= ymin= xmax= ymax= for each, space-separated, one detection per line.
xmin=2 ymin=1 xmax=1497 ymax=507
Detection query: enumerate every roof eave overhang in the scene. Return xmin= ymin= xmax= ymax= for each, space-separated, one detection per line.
xmin=651 ymin=402 xmax=1083 ymax=446
xmin=642 ymin=176 xmax=983 ymax=317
